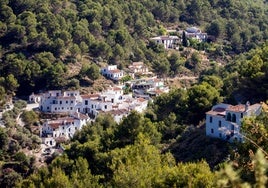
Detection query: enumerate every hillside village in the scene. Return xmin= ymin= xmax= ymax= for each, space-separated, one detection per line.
xmin=6 ymin=25 xmax=261 ymax=152
xmin=30 ymin=62 xmax=169 ymax=147
xmin=2 ymin=0 xmax=268 ymax=187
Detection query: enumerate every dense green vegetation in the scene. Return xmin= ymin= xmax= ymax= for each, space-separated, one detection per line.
xmin=1 ymin=0 xmax=268 ymax=187
xmin=0 ymin=0 xmax=268 ymax=98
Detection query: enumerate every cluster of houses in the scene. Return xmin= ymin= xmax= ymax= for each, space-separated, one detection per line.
xmin=28 ymin=59 xmax=173 ymax=147
xmin=131 ymin=77 xmax=169 ymax=98
xmin=150 ymin=26 xmax=207 ymax=49
xmin=100 ymin=62 xmax=152 ymax=81
xmin=31 ymin=87 xmax=263 ymax=146
xmin=30 ymin=79 xmax=165 ymax=146
xmin=28 ymin=25 xmax=263 ymax=147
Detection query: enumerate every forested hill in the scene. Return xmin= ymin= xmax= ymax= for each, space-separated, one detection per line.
xmin=2 ymin=1 xmax=268 ymax=187
xmin=0 ymin=0 xmax=268 ymax=98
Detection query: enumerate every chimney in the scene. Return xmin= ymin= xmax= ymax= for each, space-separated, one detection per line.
xmin=245 ymin=101 xmax=250 ymax=111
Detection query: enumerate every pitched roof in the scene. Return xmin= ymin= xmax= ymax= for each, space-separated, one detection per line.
xmin=227 ymin=104 xmax=246 ymax=112
xmin=107 ymin=109 xmax=129 ymax=116
xmin=72 ymin=112 xmax=89 ymax=120
xmin=132 ymin=62 xmax=144 ymax=66
xmin=136 ymin=98 xmax=147 ymax=103
xmin=206 ymin=107 xmax=226 ymax=116
xmin=109 ymin=69 xmax=123 ymax=74
xmin=81 ymin=94 xmax=100 ymax=99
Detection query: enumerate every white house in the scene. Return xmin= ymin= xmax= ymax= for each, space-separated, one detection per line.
xmin=131 ymin=77 xmax=169 ymax=98
xmin=185 ymin=27 xmax=207 ymax=42
xmin=129 ymin=62 xmax=149 ymax=74
xmin=206 ymin=102 xmax=262 ymax=142
xmin=29 ymin=93 xmax=42 ymax=103
xmin=41 ymin=112 xmax=90 ymax=146
xmin=39 ymin=90 xmax=82 ymax=113
xmin=101 ymin=65 xmax=124 ymax=81
xmin=104 ymin=109 xmax=130 ymax=124
xmin=150 ymin=36 xmax=179 ymax=49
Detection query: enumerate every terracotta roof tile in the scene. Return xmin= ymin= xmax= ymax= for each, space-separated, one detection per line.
xmin=227 ymin=104 xmax=245 ymax=112
xmin=81 ymin=94 xmax=100 ymax=99
xmin=109 ymin=69 xmax=122 ymax=73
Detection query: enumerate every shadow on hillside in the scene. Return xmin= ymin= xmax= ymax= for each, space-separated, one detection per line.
xmin=166 ymin=125 xmax=231 ymax=169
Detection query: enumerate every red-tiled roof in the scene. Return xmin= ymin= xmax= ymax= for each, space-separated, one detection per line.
xmin=132 ymin=62 xmax=144 ymax=66
xmin=206 ymin=107 xmax=226 ymax=116
xmin=48 ymin=122 xmax=61 ymax=129
xmin=81 ymin=94 xmax=100 ymax=99
xmin=107 ymin=109 xmax=129 ymax=115
xmin=48 ymin=117 xmax=75 ymax=128
xmin=227 ymin=104 xmax=245 ymax=112
xmin=109 ymin=69 xmax=122 ymax=73
xmin=72 ymin=112 xmax=89 ymax=120
xmin=136 ymin=98 xmax=146 ymax=102
xmin=112 ymin=87 xmax=122 ymax=91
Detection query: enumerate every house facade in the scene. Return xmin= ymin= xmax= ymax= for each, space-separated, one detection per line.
xmin=131 ymin=77 xmax=169 ymax=98
xmin=206 ymin=102 xmax=262 ymax=142
xmin=41 ymin=112 xmax=90 ymax=146
xmin=128 ymin=62 xmax=149 ymax=74
xmin=39 ymin=90 xmax=82 ymax=113
xmin=38 ymin=86 xmax=148 ymax=123
xmin=185 ymin=27 xmax=207 ymax=42
xmin=101 ymin=65 xmax=124 ymax=81
xmin=150 ymin=36 xmax=179 ymax=49
xmin=29 ymin=93 xmax=42 ymax=103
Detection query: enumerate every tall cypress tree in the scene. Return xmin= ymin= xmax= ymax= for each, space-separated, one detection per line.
xmin=182 ymin=31 xmax=188 ymax=47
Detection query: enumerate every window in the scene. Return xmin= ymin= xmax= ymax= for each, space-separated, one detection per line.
xmin=47 ymin=107 xmax=49 ymax=110
xmin=227 ymin=113 xmax=231 ymax=121
xmin=60 ymin=101 xmax=62 ymax=105
xmin=55 ymin=108 xmax=57 ymax=111
xmin=70 ymin=107 xmax=73 ymax=110
xmin=241 ymin=113 xmax=243 ymax=118
xmin=71 ymin=101 xmax=73 ymax=104
xmin=218 ymin=121 xmax=221 ymax=127
xmin=66 ymin=101 xmax=68 ymax=104
xmin=62 ymin=107 xmax=64 ymax=110
xmin=105 ymin=105 xmax=107 ymax=109
xmin=219 ymin=133 xmax=222 ymax=138
xmin=209 ymin=116 xmax=213 ymax=123
xmin=232 ymin=114 xmax=236 ymax=122
xmin=92 ymin=105 xmax=94 ymax=108
xmin=211 ymin=129 xmax=214 ymax=134
xmin=85 ymin=100 xmax=88 ymax=105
